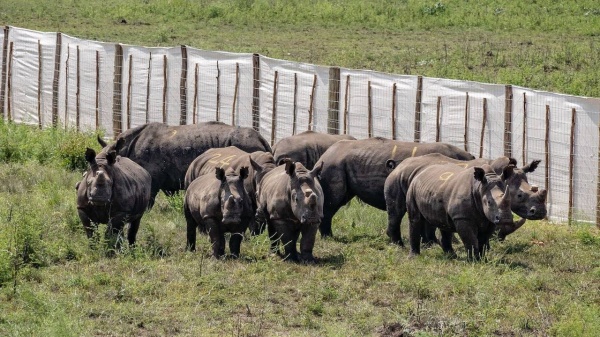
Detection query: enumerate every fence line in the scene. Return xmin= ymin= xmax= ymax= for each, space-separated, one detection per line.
xmin=1 ymin=26 xmax=600 ymax=226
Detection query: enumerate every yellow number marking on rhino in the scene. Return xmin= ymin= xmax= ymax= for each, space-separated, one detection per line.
xmin=391 ymin=145 xmax=397 ymax=158
xmin=455 ymin=163 xmax=469 ymax=168
xmin=208 ymin=153 xmax=237 ymax=167
xmin=439 ymin=172 xmax=454 ymax=183
xmin=411 ymin=146 xmax=417 ymax=157
xmin=168 ymin=130 xmax=178 ymax=138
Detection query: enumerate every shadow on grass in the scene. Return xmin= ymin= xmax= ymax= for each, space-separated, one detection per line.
xmin=317 ymin=253 xmax=346 ymax=269
xmin=328 ymin=233 xmax=382 ymax=245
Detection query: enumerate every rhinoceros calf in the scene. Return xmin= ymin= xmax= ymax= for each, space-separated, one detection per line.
xmin=184 ymin=146 xmax=277 ymax=235
xmin=76 ymin=142 xmax=151 ymax=247
xmin=272 ymin=130 xmax=356 ymax=169
xmin=256 ymin=160 xmax=324 ymax=263
xmin=384 ymin=154 xmax=547 ymax=245
xmin=314 ymin=137 xmax=475 ymax=237
xmin=406 ymin=163 xmax=514 ymax=260
xmin=98 ymin=121 xmax=272 ymax=205
xmin=184 ymin=167 xmax=253 ymax=258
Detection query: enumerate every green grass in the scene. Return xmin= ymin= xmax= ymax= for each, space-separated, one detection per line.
xmin=1 ymin=0 xmax=599 ymax=97
xmin=1 ymin=2 xmax=600 ymax=335
xmin=0 ymin=123 xmax=599 ymax=336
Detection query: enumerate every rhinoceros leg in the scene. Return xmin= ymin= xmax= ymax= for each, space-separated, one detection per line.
xmin=229 ymin=232 xmax=244 ymax=258
xmin=439 ymin=230 xmax=457 ymax=258
xmin=206 ymin=219 xmax=226 ymax=258
xmin=455 ymin=221 xmax=480 ymax=261
xmin=273 ymin=220 xmax=300 ymax=262
xmin=266 ymin=220 xmax=281 ymax=255
xmin=407 ymin=210 xmax=425 ymax=257
xmin=299 ymin=223 xmax=319 ymax=263
xmin=127 ymin=217 xmax=141 ymax=246
xmin=184 ymin=206 xmax=198 ymax=251
xmin=106 ymin=217 xmax=126 ymax=250
xmin=78 ymin=209 xmax=96 ymax=239
xmin=385 ymin=198 xmax=405 ymax=246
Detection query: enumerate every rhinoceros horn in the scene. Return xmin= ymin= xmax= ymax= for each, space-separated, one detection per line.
xmin=500 ymin=185 xmax=511 ymax=207
xmin=498 ymin=217 xmax=527 ymax=241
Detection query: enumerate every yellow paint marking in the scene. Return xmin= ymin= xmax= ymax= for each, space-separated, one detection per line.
xmin=208 ymin=153 xmax=222 ymax=164
xmin=169 ymin=129 xmax=178 ymax=138
xmin=411 ymin=146 xmax=417 ymax=157
xmin=391 ymin=145 xmax=397 ymax=158
xmin=455 ymin=163 xmax=469 ymax=168
xmin=439 ymin=172 xmax=454 ymax=183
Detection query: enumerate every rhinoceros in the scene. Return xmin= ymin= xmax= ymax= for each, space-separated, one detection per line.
xmin=256 ymin=160 xmax=324 ymax=263
xmin=406 ymin=163 xmax=514 ymax=260
xmin=184 ymin=166 xmax=253 ymax=258
xmin=76 ymin=141 xmax=151 ymax=247
xmin=384 ymin=154 xmax=547 ymax=245
xmin=272 ymin=130 xmax=356 ymax=169
xmin=98 ymin=121 xmax=272 ymax=205
xmin=184 ymin=146 xmax=276 ymax=234
xmin=314 ymin=137 xmax=475 ymax=237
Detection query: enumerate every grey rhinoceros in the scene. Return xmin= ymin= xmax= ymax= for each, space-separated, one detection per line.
xmin=406 ymin=163 xmax=514 ymax=260
xmin=314 ymin=137 xmax=475 ymax=237
xmin=256 ymin=160 xmax=324 ymax=263
xmin=76 ymin=141 xmax=151 ymax=248
xmin=272 ymin=130 xmax=356 ymax=169
xmin=98 ymin=121 xmax=272 ymax=205
xmin=184 ymin=146 xmax=276 ymax=234
xmin=184 ymin=166 xmax=254 ymax=258
xmin=384 ymin=154 xmax=547 ymax=245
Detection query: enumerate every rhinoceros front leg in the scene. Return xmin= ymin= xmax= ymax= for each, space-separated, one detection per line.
xmin=385 ymin=200 xmax=405 ymax=246
xmin=299 ymin=223 xmax=319 ymax=263
xmin=78 ymin=209 xmax=96 ymax=239
xmin=127 ymin=217 xmax=142 ymax=246
xmin=266 ymin=220 xmax=281 ymax=256
xmin=205 ymin=218 xmax=226 ymax=258
xmin=407 ymin=210 xmax=426 ymax=257
xmin=455 ymin=221 xmax=480 ymax=261
xmin=184 ymin=206 xmax=198 ymax=251
xmin=439 ymin=230 xmax=457 ymax=258
xmin=229 ymin=232 xmax=244 ymax=258
xmin=273 ymin=220 xmax=300 ymax=262
xmin=106 ymin=215 xmax=127 ymax=250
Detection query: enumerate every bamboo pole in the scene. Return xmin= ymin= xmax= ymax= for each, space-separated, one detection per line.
xmin=51 ymin=33 xmax=62 ymax=127
xmin=391 ymin=83 xmax=397 ymax=140
xmin=414 ymin=76 xmax=423 ymax=142
xmin=180 ymin=45 xmax=188 ymax=125
xmin=327 ymin=67 xmax=340 ymax=134
xmin=95 ymin=51 xmax=99 ymax=130
xmin=162 ymin=54 xmax=167 ymax=124
xmin=436 ymin=96 xmax=441 ymax=142
xmin=193 ymin=63 xmax=198 ymax=124
xmin=112 ymin=44 xmax=123 ymax=137
xmin=232 ymin=62 xmax=239 ymax=125
xmin=292 ymin=73 xmax=298 ymax=135
xmin=126 ymin=54 xmax=132 ymax=130
xmin=464 ymin=92 xmax=469 ymax=151
xmin=252 ymin=53 xmax=260 ymax=131
xmin=343 ymin=75 xmax=350 ymax=134
xmin=308 ymin=74 xmax=317 ymax=131
xmin=368 ymin=80 xmax=372 ymax=138
xmin=145 ymin=52 xmax=152 ymax=124
xmin=37 ymin=40 xmax=42 ymax=128
xmin=479 ymin=98 xmax=488 ymax=158
xmin=504 ymin=85 xmax=513 ymax=158
xmin=76 ymin=46 xmax=81 ymax=131
xmin=270 ymin=71 xmax=278 ymax=146
xmin=569 ymin=108 xmax=576 ymax=223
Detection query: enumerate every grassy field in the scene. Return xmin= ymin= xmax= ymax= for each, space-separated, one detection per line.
xmin=1 ymin=1 xmax=600 ymax=336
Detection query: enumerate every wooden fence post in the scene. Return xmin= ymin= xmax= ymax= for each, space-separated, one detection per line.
xmin=504 ymin=85 xmax=513 ymax=158
xmin=464 ymin=92 xmax=469 ymax=151
xmin=216 ymin=60 xmax=220 ymax=121
xmin=126 ymin=54 xmax=133 ymax=130
xmin=65 ymin=44 xmax=70 ymax=129
xmin=252 ymin=53 xmax=260 ymax=131
xmin=292 ymin=73 xmax=298 ymax=135
xmin=270 ymin=71 xmax=278 ymax=146
xmin=145 ymin=53 xmax=152 ymax=124
xmin=180 ymin=45 xmax=188 ymax=125
xmin=569 ymin=108 xmax=576 ymax=223
xmin=391 ymin=83 xmax=397 ymax=140
xmin=522 ymin=93 xmax=527 ymax=164
xmin=52 ymin=33 xmax=62 ymax=127
xmin=436 ymin=96 xmax=442 ymax=142
xmin=232 ymin=62 xmax=239 ymax=125
xmin=76 ymin=46 xmax=81 ymax=131
xmin=368 ymin=80 xmax=372 ymax=138
xmin=193 ymin=63 xmax=198 ymax=124
xmin=414 ymin=76 xmax=423 ymax=142
xmin=112 ymin=44 xmax=123 ymax=137
xmin=0 ymin=26 xmax=8 ymax=119
xmin=545 ymin=105 xmax=550 ymax=202
xmin=95 ymin=50 xmax=100 ymax=130
xmin=162 ymin=54 xmax=167 ymax=124
xmin=327 ymin=66 xmax=340 ymax=134
xmin=343 ymin=75 xmax=350 ymax=134
xmin=479 ymin=98 xmax=488 ymax=158
xmin=6 ymin=42 xmax=12 ymax=122
xmin=308 ymin=74 xmax=317 ymax=131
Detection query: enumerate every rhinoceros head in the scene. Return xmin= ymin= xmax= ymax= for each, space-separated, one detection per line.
xmin=217 ymin=166 xmax=249 ymax=225
xmin=84 ymin=147 xmax=118 ymax=206
xmin=286 ymin=160 xmax=324 ymax=225
xmin=475 ymin=165 xmax=513 ymax=226
xmin=504 ymin=159 xmax=547 ymax=220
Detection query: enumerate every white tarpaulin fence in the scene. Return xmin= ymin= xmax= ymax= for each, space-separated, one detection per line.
xmin=2 ymin=26 xmax=600 ymax=224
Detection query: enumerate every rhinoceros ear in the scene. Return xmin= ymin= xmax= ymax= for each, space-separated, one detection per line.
xmin=502 ymin=164 xmax=515 ymax=181
xmin=97 ymin=135 xmax=108 ymax=148
xmin=522 ymin=159 xmax=541 ymax=173
xmin=473 ymin=167 xmax=486 ymax=183
xmin=385 ymin=159 xmax=397 ymax=172
xmin=115 ymin=137 xmax=126 ymax=153
xmin=106 ymin=150 xmax=117 ymax=165
xmin=508 ymin=157 xmax=518 ymax=166
xmin=310 ymin=161 xmax=324 ymax=179
xmin=239 ymin=166 xmax=249 ymax=180
xmin=85 ymin=148 xmax=96 ymax=164
xmin=215 ymin=167 xmax=226 ymax=181
xmin=278 ymin=157 xmax=292 ymax=166
xmin=285 ymin=160 xmax=296 ymax=176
